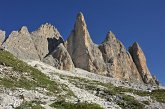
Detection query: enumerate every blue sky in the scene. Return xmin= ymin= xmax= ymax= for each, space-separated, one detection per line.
xmin=0 ymin=0 xmax=164 ymax=85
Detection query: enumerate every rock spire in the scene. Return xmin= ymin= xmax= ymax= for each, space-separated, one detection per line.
xmin=129 ymin=42 xmax=155 ymax=84
xmin=99 ymin=31 xmax=142 ymax=82
xmin=66 ymin=12 xmax=106 ymax=74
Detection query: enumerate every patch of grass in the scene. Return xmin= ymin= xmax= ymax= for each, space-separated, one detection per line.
xmin=57 ymin=74 xmax=165 ymax=103
xmin=0 ymin=78 xmax=14 ymax=88
xmin=117 ymin=95 xmax=144 ymax=109
xmin=57 ymin=84 xmax=77 ymax=100
xmin=50 ymin=100 xmax=104 ymax=109
xmin=58 ymin=74 xmax=124 ymax=95
xmin=15 ymin=101 xmax=44 ymax=109
xmin=134 ymin=89 xmax=165 ymax=103
xmin=0 ymin=50 xmax=60 ymax=94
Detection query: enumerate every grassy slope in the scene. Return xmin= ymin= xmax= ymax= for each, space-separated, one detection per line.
xmin=58 ymin=73 xmax=165 ymax=109
xmin=50 ymin=100 xmax=104 ymax=109
xmin=0 ymin=50 xmax=104 ymax=109
xmin=0 ymin=50 xmax=60 ymax=94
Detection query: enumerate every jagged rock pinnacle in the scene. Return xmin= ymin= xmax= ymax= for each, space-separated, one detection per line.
xmin=66 ymin=12 xmax=106 ymax=73
xmin=75 ymin=12 xmax=87 ymax=30
xmin=129 ymin=42 xmax=154 ymax=84
xmin=39 ymin=23 xmax=55 ymax=31
xmin=103 ymin=31 xmax=117 ymax=43
xmin=31 ymin=23 xmax=63 ymax=60
xmin=19 ymin=26 xmax=29 ymax=35
xmin=131 ymin=42 xmax=140 ymax=50
xmin=77 ymin=12 xmax=83 ymax=16
xmin=77 ymin=12 xmax=84 ymax=20
xmin=3 ymin=27 xmax=40 ymax=60
xmin=99 ymin=32 xmax=142 ymax=82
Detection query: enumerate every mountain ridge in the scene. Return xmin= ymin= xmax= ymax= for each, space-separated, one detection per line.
xmin=0 ymin=12 xmax=158 ymax=85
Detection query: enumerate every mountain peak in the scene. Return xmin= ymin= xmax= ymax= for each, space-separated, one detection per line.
xmin=77 ymin=12 xmax=84 ymax=19
xmin=75 ymin=12 xmax=86 ymax=28
xmin=19 ymin=26 xmax=29 ymax=35
xmin=129 ymin=42 xmax=154 ymax=84
xmin=38 ymin=23 xmax=56 ymax=32
xmin=105 ymin=31 xmax=116 ymax=42
xmin=40 ymin=23 xmax=54 ymax=29
xmin=131 ymin=42 xmax=141 ymax=50
xmin=32 ymin=23 xmax=61 ymax=40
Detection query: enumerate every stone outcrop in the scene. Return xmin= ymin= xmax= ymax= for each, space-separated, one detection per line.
xmin=3 ymin=24 xmax=74 ymax=71
xmin=3 ymin=26 xmax=40 ymax=60
xmin=43 ymin=43 xmax=74 ymax=71
xmin=66 ymin=12 xmax=106 ymax=74
xmin=0 ymin=30 xmax=5 ymax=44
xmin=129 ymin=42 xmax=154 ymax=84
xmin=99 ymin=32 xmax=142 ymax=82
xmin=31 ymin=23 xmax=64 ymax=60
xmin=31 ymin=23 xmax=74 ymax=71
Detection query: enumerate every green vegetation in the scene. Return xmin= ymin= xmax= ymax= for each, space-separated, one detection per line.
xmin=117 ymin=95 xmax=144 ymax=109
xmin=15 ymin=101 xmax=44 ymax=109
xmin=58 ymin=73 xmax=165 ymax=104
xmin=50 ymin=100 xmax=104 ymax=109
xmin=0 ymin=50 xmax=59 ymax=93
xmin=1 ymin=50 xmax=165 ymax=109
xmin=57 ymin=84 xmax=76 ymax=100
xmin=0 ymin=50 xmax=66 ymax=95
xmin=134 ymin=89 xmax=165 ymax=103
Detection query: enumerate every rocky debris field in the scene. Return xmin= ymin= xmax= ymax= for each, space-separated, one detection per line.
xmin=0 ymin=50 xmax=165 ymax=109
xmin=26 ymin=60 xmax=165 ymax=109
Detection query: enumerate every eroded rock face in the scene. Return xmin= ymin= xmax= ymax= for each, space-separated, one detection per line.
xmin=0 ymin=30 xmax=5 ymax=44
xmin=99 ymin=32 xmax=142 ymax=82
xmin=31 ymin=23 xmax=64 ymax=60
xmin=129 ymin=42 xmax=154 ymax=84
xmin=66 ymin=12 xmax=106 ymax=74
xmin=43 ymin=43 xmax=74 ymax=71
xmin=3 ymin=24 xmax=74 ymax=71
xmin=3 ymin=26 xmax=40 ymax=60
xmin=31 ymin=23 xmax=74 ymax=70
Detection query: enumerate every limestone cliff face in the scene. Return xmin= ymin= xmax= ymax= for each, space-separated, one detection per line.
xmin=31 ymin=23 xmax=74 ymax=71
xmin=31 ymin=23 xmax=64 ymax=60
xmin=66 ymin=12 xmax=106 ymax=74
xmin=129 ymin=42 xmax=154 ymax=84
xmin=3 ymin=26 xmax=40 ymax=60
xmin=99 ymin=32 xmax=142 ymax=82
xmin=0 ymin=30 xmax=5 ymax=45
xmin=3 ymin=25 xmax=74 ymax=71
xmin=43 ymin=43 xmax=74 ymax=71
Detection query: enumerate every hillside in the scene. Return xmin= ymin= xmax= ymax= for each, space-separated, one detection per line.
xmin=0 ymin=50 xmax=165 ymax=109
